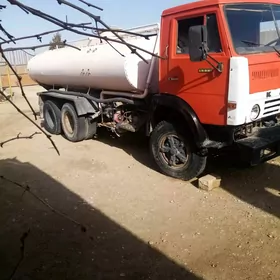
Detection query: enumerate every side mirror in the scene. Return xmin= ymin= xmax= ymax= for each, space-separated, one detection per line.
xmin=189 ymin=25 xmax=208 ymax=62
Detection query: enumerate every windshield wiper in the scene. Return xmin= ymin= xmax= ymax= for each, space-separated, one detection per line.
xmin=270 ymin=4 xmax=280 ymax=56
xmin=273 ymin=46 xmax=280 ymax=56
xmin=271 ymin=4 xmax=280 ymax=43
xmin=240 ymin=40 xmax=280 ymax=56
xmin=241 ymin=40 xmax=260 ymax=46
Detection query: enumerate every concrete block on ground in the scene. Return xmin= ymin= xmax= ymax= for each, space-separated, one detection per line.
xmin=198 ymin=174 xmax=221 ymax=191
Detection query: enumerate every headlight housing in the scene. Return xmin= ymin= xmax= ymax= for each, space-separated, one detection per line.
xmin=250 ymin=104 xmax=260 ymax=121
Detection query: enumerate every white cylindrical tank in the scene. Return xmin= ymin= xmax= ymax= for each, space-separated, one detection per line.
xmin=28 ymin=24 xmax=160 ymax=93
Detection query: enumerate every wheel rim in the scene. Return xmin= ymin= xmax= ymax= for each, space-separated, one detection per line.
xmin=63 ymin=111 xmax=75 ymax=136
xmin=158 ymin=134 xmax=190 ymax=169
xmin=45 ymin=108 xmax=55 ymax=129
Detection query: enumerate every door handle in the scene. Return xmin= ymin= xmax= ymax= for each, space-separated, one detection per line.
xmin=168 ymin=77 xmax=179 ymax=81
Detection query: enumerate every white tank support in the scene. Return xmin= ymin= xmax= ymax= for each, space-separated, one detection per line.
xmin=27 ymin=23 xmax=160 ymax=94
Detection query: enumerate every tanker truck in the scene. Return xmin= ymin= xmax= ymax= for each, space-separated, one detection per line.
xmin=27 ymin=0 xmax=280 ymax=181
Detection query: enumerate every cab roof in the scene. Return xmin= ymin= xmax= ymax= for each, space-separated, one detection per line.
xmin=162 ymin=0 xmax=280 ymax=16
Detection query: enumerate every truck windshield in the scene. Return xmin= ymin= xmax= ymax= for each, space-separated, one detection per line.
xmin=224 ymin=3 xmax=280 ymax=55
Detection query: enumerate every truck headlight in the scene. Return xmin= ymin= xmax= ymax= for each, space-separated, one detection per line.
xmin=250 ymin=104 xmax=260 ymax=120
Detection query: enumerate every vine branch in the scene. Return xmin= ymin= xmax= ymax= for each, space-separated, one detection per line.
xmin=0 ymin=132 xmax=41 ymax=148
xmin=0 ymin=23 xmax=93 ymax=46
xmin=3 ymin=41 xmax=81 ymax=52
xmin=0 ymin=90 xmax=60 ymax=155
xmin=0 ymin=0 xmax=161 ymax=154
xmin=0 ymin=46 xmax=37 ymax=119
xmin=6 ymin=0 xmax=162 ymax=60
xmin=77 ymin=0 xmax=103 ymax=11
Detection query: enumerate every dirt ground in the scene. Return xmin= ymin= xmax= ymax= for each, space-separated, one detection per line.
xmin=0 ymin=86 xmax=279 ymax=280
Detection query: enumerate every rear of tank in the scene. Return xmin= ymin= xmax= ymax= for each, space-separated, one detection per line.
xmin=27 ymin=24 xmax=160 ymax=94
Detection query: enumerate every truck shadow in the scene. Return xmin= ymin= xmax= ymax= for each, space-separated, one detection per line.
xmin=94 ymin=130 xmax=280 ymax=219
xmin=95 ymin=129 xmax=153 ymax=169
xmin=205 ymin=156 xmax=280 ymax=219
xmin=0 ymin=158 xmax=201 ymax=280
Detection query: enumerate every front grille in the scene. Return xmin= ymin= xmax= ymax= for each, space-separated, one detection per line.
xmin=264 ymin=98 xmax=280 ymax=116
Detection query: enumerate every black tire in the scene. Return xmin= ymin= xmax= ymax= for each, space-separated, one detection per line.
xmin=84 ymin=118 xmax=97 ymax=140
xmin=61 ymin=103 xmax=86 ymax=142
xmin=150 ymin=121 xmax=207 ymax=181
xmin=43 ymin=100 xmax=61 ymax=135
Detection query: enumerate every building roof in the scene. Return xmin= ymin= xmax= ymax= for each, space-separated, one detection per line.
xmin=162 ymin=0 xmax=280 ymax=16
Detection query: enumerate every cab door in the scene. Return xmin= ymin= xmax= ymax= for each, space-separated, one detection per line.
xmin=162 ymin=10 xmax=230 ymax=126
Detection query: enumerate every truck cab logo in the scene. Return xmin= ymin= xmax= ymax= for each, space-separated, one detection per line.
xmin=266 ymin=91 xmax=271 ymax=98
xmin=198 ymin=68 xmax=213 ymax=73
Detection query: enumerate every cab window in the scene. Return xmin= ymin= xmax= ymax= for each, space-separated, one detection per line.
xmin=176 ymin=13 xmax=222 ymax=54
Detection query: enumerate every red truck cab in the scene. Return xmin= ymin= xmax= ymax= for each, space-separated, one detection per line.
xmin=160 ymin=0 xmax=280 ymax=126
xmin=149 ymin=0 xmax=280 ymax=180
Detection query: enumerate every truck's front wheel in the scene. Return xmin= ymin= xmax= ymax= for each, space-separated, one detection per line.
xmin=150 ymin=121 xmax=206 ymax=181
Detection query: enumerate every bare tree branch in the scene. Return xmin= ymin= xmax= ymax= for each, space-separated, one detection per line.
xmin=0 ymin=132 xmax=41 ymax=148
xmin=3 ymin=41 xmax=81 ymax=52
xmin=0 ymin=23 xmax=93 ymax=46
xmin=0 ymin=23 xmax=14 ymax=42
xmin=0 ymin=5 xmax=61 ymax=154
xmin=21 ymin=49 xmax=35 ymax=57
xmin=0 ymin=36 xmax=7 ymax=42
xmin=0 ymin=27 xmax=65 ymax=45
xmin=68 ymin=23 xmax=158 ymax=39
xmin=0 ymin=0 xmax=161 ymax=153
xmin=0 ymin=90 xmax=60 ymax=155
xmin=77 ymin=0 xmax=103 ymax=11
xmin=0 ymin=23 xmax=156 ymax=49
xmin=0 ymin=46 xmax=38 ymax=119
xmin=7 ymin=0 xmax=162 ymax=60
xmin=57 ymin=0 xmax=147 ymax=61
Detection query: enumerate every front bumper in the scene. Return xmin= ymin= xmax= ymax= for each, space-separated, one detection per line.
xmin=236 ymin=124 xmax=280 ymax=165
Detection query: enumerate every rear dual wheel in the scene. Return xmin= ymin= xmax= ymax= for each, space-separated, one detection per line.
xmin=150 ymin=121 xmax=207 ymax=181
xmin=61 ymin=103 xmax=86 ymax=142
xmin=43 ymin=100 xmax=62 ymax=135
xmin=61 ymin=103 xmax=97 ymax=142
xmin=43 ymin=101 xmax=96 ymax=142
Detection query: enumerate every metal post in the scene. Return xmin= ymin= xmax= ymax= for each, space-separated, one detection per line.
xmin=6 ymin=64 xmax=12 ymax=98
xmin=0 ymin=71 xmax=2 ymax=91
xmin=0 ymin=60 xmax=3 ymax=92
